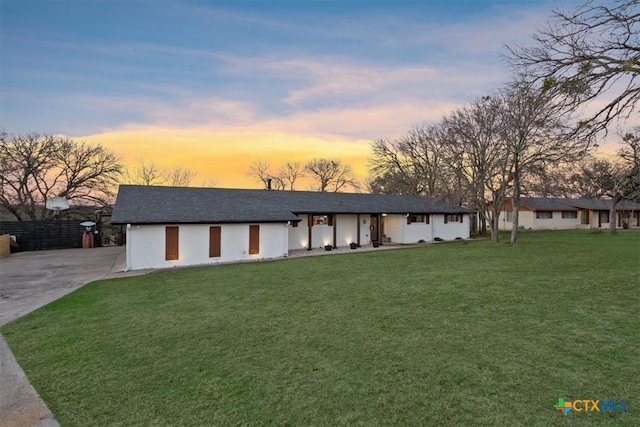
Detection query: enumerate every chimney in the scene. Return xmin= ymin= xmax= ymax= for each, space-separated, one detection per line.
xmin=266 ymin=178 xmax=272 ymax=191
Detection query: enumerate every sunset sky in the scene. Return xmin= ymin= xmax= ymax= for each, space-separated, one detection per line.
xmin=1 ymin=0 xmax=583 ymax=189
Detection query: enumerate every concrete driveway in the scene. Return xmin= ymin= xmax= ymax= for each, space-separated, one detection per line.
xmin=0 ymin=246 xmax=131 ymax=427
xmin=0 ymin=246 xmax=126 ymax=327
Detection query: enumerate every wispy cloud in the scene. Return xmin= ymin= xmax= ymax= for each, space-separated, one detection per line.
xmin=3 ymin=0 xmax=576 ymax=186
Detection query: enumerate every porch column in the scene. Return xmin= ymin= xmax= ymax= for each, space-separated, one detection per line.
xmin=332 ymin=215 xmax=337 ymax=248
xmin=307 ymin=214 xmax=313 ymax=250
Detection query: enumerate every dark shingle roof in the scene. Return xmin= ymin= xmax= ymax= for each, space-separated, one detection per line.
xmin=519 ymin=198 xmax=580 ymax=211
xmin=111 ymin=185 xmax=468 ymax=225
xmin=519 ymin=197 xmax=640 ymax=211
xmin=564 ymin=198 xmax=640 ymax=210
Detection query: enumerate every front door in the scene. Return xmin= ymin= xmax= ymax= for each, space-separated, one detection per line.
xmin=370 ymin=215 xmax=379 ymax=242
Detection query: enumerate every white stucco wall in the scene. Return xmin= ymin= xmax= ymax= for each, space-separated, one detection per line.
xmin=432 ymin=214 xmax=470 ymax=241
xmin=126 ymin=223 xmax=288 ymax=270
xmin=533 ymin=213 xmax=580 ymax=229
xmin=498 ymin=210 xmax=596 ymax=230
xmin=311 ymin=223 xmax=333 ymax=248
xmin=497 ymin=211 xmax=535 ymax=231
xmin=383 ymin=216 xmax=402 ymax=242
xmin=383 ymin=215 xmax=432 ymax=243
xmin=288 ymin=216 xmax=308 ymax=250
xmin=404 ymin=219 xmax=433 ymax=243
xmin=335 ymin=214 xmax=358 ymax=246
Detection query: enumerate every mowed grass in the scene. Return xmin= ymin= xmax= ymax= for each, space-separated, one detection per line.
xmin=2 ymin=230 xmax=639 ymax=426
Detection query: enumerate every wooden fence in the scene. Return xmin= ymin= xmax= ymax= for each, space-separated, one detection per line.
xmin=0 ymin=220 xmax=87 ymax=251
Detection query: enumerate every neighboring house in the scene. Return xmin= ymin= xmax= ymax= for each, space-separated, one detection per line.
xmin=111 ymin=185 xmax=470 ymax=270
xmin=490 ymin=198 xmax=640 ymax=231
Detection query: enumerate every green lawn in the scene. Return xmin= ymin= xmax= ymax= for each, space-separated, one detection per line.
xmin=2 ymin=230 xmax=639 ymax=426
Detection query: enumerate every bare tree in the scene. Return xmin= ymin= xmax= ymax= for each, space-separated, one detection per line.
xmin=369 ymin=124 xmax=454 ymax=200
xmin=124 ymin=160 xmax=166 ymax=186
xmin=247 ymin=160 xmax=273 ymax=189
xmin=123 ymin=162 xmax=197 ymax=187
xmin=607 ymin=129 xmax=640 ymax=232
xmin=277 ymin=162 xmax=305 ymax=190
xmin=167 ymin=166 xmax=197 ymax=187
xmin=498 ymin=78 xmax=593 ymax=245
xmin=305 ymin=158 xmax=358 ymax=192
xmin=536 ymin=157 xmax=618 ymax=199
xmin=507 ymin=0 xmax=640 ymax=133
xmin=0 ymin=133 xmax=122 ymax=221
xmin=200 ymin=177 xmax=218 ymax=188
xmin=443 ymin=96 xmax=510 ymax=240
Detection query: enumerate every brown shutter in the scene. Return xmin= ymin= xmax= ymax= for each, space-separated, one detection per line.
xmin=165 ymin=226 xmax=179 ymax=260
xmin=425 ymin=214 xmax=430 ymax=224
xmin=459 ymin=214 xmax=463 ymax=223
xmin=249 ymin=225 xmax=259 ymax=255
xmin=407 ymin=215 xmax=411 ymax=225
xmin=328 ymin=215 xmax=334 ymax=226
xmin=536 ymin=211 xmax=540 ymax=219
xmin=444 ymin=215 xmax=448 ymax=224
xmin=209 ymin=226 xmax=221 ymax=258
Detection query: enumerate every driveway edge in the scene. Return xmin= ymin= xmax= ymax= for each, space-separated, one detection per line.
xmin=0 ymin=334 xmax=60 ymax=427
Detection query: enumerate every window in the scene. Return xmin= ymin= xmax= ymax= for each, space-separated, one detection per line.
xmin=408 ymin=214 xmax=426 ymax=224
xmin=506 ymin=211 xmax=514 ymax=222
xmin=600 ymin=211 xmax=610 ymax=224
xmin=209 ymin=226 xmax=221 ymax=258
xmin=291 ymin=221 xmax=298 ymax=228
xmin=561 ymin=211 xmax=577 ymax=219
xmin=165 ymin=226 xmax=179 ymax=261
xmin=249 ymin=225 xmax=259 ymax=255
xmin=536 ymin=211 xmax=553 ymax=219
xmin=444 ymin=214 xmax=463 ymax=223
xmin=312 ymin=215 xmax=333 ymax=225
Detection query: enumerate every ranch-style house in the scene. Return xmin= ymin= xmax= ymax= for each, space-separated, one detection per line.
xmin=111 ymin=185 xmax=471 ymax=270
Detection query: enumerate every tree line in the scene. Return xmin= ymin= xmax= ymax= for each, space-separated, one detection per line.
xmin=0 ymin=132 xmax=204 ymax=221
xmin=246 ymin=159 xmax=359 ymax=192
xmin=368 ymin=0 xmax=640 ymax=242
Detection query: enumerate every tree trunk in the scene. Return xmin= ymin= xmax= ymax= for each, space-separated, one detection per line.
xmin=490 ymin=212 xmax=500 ymax=242
xmin=510 ymin=163 xmax=521 ymax=246
xmin=609 ymin=197 xmax=619 ymax=235
xmin=490 ymin=190 xmax=504 ymax=243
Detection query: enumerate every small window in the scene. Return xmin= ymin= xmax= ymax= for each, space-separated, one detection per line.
xmin=291 ymin=221 xmax=298 ymax=228
xmin=408 ymin=214 xmax=426 ymax=223
xmin=561 ymin=211 xmax=577 ymax=219
xmin=249 ymin=225 xmax=259 ymax=255
xmin=536 ymin=211 xmax=553 ymax=219
xmin=445 ymin=214 xmax=461 ymax=223
xmin=506 ymin=211 xmax=514 ymax=222
xmin=312 ymin=215 xmax=332 ymax=225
